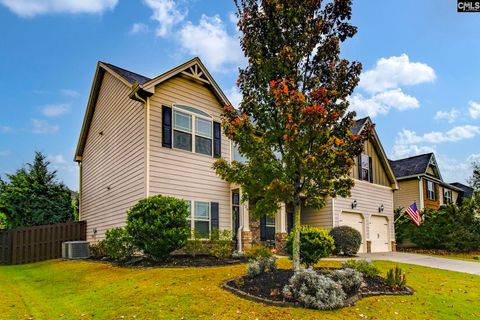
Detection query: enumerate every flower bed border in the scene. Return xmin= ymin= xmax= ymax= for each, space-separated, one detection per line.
xmin=222 ymin=275 xmax=414 ymax=309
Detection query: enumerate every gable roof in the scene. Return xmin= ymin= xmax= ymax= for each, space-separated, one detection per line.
xmin=351 ymin=117 xmax=368 ymax=135
xmin=389 ymin=153 xmax=434 ymax=179
xmin=74 ymin=57 xmax=231 ymax=161
xmin=450 ymin=182 xmax=474 ymax=199
xmin=352 ymin=117 xmax=398 ymax=189
xmin=101 ymin=62 xmax=151 ymax=85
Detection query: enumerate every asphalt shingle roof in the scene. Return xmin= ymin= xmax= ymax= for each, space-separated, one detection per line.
xmin=102 ymin=62 xmax=151 ymax=85
xmin=450 ymin=182 xmax=474 ymax=199
xmin=389 ymin=153 xmax=433 ymax=178
xmin=351 ymin=117 xmax=368 ymax=135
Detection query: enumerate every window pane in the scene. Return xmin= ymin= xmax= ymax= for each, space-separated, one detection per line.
xmin=361 ymin=154 xmax=369 ymax=170
xmin=195 ymin=135 xmax=212 ymax=156
xmin=194 ymin=221 xmax=210 ymax=236
xmin=174 ymin=111 xmax=192 ymax=132
xmin=233 ymin=144 xmax=248 ymax=163
xmin=265 ymin=216 xmax=275 ymax=227
xmin=185 ymin=200 xmax=192 ymax=220
xmin=174 ymin=130 xmax=192 ymax=151
xmin=195 ymin=118 xmax=212 ymax=138
xmin=195 ymin=201 xmax=210 ymax=220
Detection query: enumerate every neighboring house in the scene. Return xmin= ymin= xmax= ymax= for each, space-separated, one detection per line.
xmin=450 ymin=182 xmax=474 ymax=203
xmin=75 ymin=58 xmax=397 ymax=253
xmin=389 ymin=153 xmax=463 ymax=211
xmin=301 ymin=117 xmax=399 ymax=253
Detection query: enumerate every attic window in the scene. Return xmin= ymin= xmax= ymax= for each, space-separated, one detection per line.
xmin=426 ymin=180 xmax=436 ymax=200
xmin=361 ymin=154 xmax=370 ymax=182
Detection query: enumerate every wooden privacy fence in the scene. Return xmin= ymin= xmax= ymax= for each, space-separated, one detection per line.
xmin=0 ymin=221 xmax=86 ymax=265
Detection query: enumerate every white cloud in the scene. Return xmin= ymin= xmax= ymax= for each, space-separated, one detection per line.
xmin=179 ymin=15 xmax=244 ymax=72
xmin=436 ymin=153 xmax=480 ymax=184
xmin=0 ymin=150 xmax=12 ymax=157
xmin=144 ymin=0 xmax=186 ymax=37
xmin=225 ymin=86 xmax=242 ymax=108
xmin=60 ymin=89 xmax=79 ymax=97
xmin=0 ymin=125 xmax=13 ymax=133
xmin=434 ymin=108 xmax=460 ymax=123
xmin=469 ymin=101 xmax=480 ymax=119
xmin=32 ymin=119 xmax=59 ymax=134
xmin=41 ymin=104 xmax=70 ymax=117
xmin=349 ymin=94 xmax=387 ymax=118
xmin=47 ymin=154 xmax=67 ymax=164
xmin=359 ymin=54 xmax=436 ymax=94
xmin=349 ymin=89 xmax=418 ymax=118
xmin=130 ymin=22 xmax=149 ymax=34
xmin=396 ymin=125 xmax=480 ymax=145
xmin=0 ymin=0 xmax=118 ymax=17
xmin=391 ymin=144 xmax=436 ymax=160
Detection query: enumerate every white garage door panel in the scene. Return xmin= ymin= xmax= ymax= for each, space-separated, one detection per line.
xmin=339 ymin=212 xmax=365 ymax=253
xmin=370 ymin=215 xmax=390 ymax=252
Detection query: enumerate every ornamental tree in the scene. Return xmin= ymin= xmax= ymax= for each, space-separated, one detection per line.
xmin=213 ymin=0 xmax=368 ymax=270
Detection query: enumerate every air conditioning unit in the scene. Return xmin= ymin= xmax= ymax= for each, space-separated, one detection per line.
xmin=62 ymin=241 xmax=90 ymax=259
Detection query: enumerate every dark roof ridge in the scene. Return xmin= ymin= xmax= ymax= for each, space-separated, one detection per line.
xmin=100 ymin=61 xmax=151 ymax=85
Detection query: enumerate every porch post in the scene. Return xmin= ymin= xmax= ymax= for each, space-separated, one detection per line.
xmin=275 ymin=203 xmax=288 ymax=255
xmin=239 ymin=190 xmax=252 ymax=252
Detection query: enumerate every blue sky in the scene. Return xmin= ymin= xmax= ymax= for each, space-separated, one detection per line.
xmin=0 ymin=0 xmax=479 ymax=191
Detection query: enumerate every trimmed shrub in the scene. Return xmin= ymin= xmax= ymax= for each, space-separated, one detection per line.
xmin=385 ymin=266 xmax=407 ymax=290
xmin=182 ymin=230 xmax=207 ymax=257
xmin=104 ymin=227 xmax=136 ymax=259
xmin=286 ymin=226 xmax=335 ymax=267
xmin=282 ymin=268 xmax=346 ymax=310
xmin=341 ymin=259 xmax=380 ymax=277
xmin=89 ymin=240 xmax=107 ymax=258
xmin=330 ymin=226 xmax=362 ymax=256
xmin=126 ymin=195 xmax=190 ymax=260
xmin=246 ymin=256 xmax=277 ymax=277
xmin=209 ymin=228 xmax=233 ymax=259
xmin=244 ymin=245 xmax=273 ymax=260
xmin=328 ymin=268 xmax=363 ymax=295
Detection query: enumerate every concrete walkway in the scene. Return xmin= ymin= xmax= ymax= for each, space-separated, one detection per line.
xmin=327 ymin=252 xmax=480 ymax=276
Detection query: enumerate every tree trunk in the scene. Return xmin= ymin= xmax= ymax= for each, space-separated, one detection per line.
xmin=292 ymin=197 xmax=301 ymax=271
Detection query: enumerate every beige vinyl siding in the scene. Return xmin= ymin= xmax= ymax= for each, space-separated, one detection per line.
xmin=301 ymin=198 xmax=333 ymax=229
xmin=333 ymin=180 xmax=395 ymax=244
xmin=393 ymin=179 xmax=421 ymax=211
xmin=426 ymin=165 xmax=436 ymax=176
xmin=149 ymin=75 xmax=231 ymax=230
xmin=351 ymin=140 xmax=390 ymax=187
xmin=81 ymin=72 xmax=145 ymax=240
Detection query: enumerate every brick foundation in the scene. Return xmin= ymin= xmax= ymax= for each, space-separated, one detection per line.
xmin=241 ymin=231 xmax=253 ymax=251
xmin=391 ymin=241 xmax=397 ymax=252
xmin=275 ymin=232 xmax=288 ymax=255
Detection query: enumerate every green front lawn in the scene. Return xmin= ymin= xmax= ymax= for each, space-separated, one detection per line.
xmin=0 ymin=259 xmax=479 ymax=320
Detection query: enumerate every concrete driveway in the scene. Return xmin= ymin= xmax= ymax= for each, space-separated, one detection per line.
xmin=329 ymin=252 xmax=480 ymax=276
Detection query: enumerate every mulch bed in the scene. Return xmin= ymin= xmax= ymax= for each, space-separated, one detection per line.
xmin=87 ymin=254 xmax=247 ymax=268
xmin=223 ymin=269 xmax=413 ymax=308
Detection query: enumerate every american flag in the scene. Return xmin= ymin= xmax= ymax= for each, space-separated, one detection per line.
xmin=406 ymin=202 xmax=421 ymax=226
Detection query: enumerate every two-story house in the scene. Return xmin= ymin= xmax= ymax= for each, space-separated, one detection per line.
xmin=75 ymin=58 xmax=398 ymax=254
xmin=389 ymin=153 xmax=463 ymax=211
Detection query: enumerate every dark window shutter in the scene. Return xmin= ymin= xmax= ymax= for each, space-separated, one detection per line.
xmin=369 ymin=156 xmax=373 ymax=183
xmin=211 ymin=202 xmax=219 ymax=229
xmin=162 ymin=106 xmax=172 ymax=148
xmin=260 ymin=216 xmax=267 ymax=241
xmin=358 ymin=155 xmax=362 ymax=180
xmin=213 ymin=121 xmax=221 ymax=158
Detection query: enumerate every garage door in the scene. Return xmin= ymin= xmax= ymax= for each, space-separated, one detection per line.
xmin=370 ymin=215 xmax=390 ymax=252
xmin=339 ymin=212 xmax=365 ymax=253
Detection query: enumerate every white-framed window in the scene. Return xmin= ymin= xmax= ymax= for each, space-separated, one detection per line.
xmin=185 ymin=200 xmax=211 ymax=237
xmin=361 ymin=154 xmax=370 ymax=181
xmin=426 ymin=180 xmax=436 ymax=200
xmin=173 ymin=105 xmax=213 ymax=156
xmin=265 ymin=216 xmax=275 ymax=228
xmin=443 ymin=189 xmax=453 ymax=204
